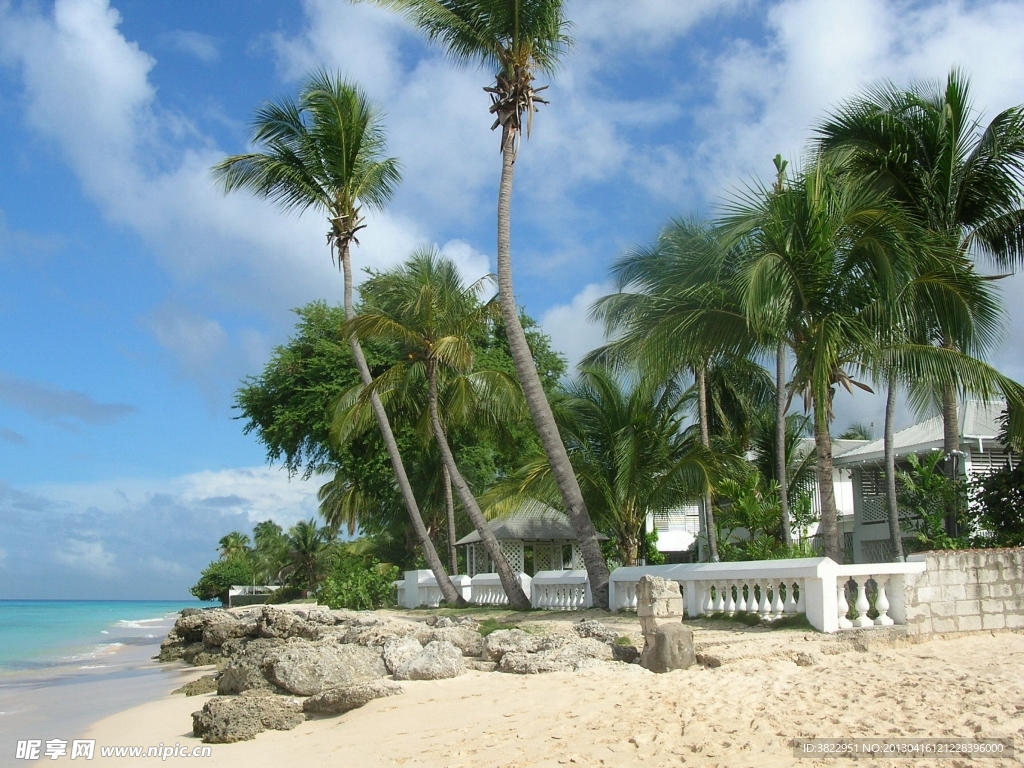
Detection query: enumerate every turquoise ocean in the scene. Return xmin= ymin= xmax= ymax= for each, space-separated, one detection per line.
xmin=0 ymin=600 xmax=201 ymax=766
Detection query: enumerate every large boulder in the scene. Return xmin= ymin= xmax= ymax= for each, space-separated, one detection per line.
xmin=303 ymin=679 xmax=404 ymax=716
xmin=257 ymin=608 xmax=319 ymax=641
xmin=382 ymin=637 xmax=424 ymax=675
xmin=572 ymin=620 xmax=617 ymax=644
xmin=393 ymin=641 xmax=465 ymax=681
xmin=172 ymin=675 xmax=219 ymax=696
xmin=640 ymin=624 xmax=695 ymax=673
xmin=264 ymin=641 xmax=386 ymax=696
xmin=482 ymin=629 xmax=546 ymax=662
xmin=191 ymin=691 xmax=304 ymax=744
xmin=203 ymin=615 xmax=258 ymax=647
xmin=217 ymin=639 xmax=287 ymax=695
xmin=498 ymin=638 xmax=614 ymax=675
xmin=341 ymin=616 xmax=420 ymax=647
xmin=418 ymin=626 xmax=483 ymax=657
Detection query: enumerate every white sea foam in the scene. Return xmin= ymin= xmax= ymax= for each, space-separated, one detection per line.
xmin=100 ymin=630 xmax=109 ymax=634
xmin=114 ymin=617 xmax=166 ymax=629
xmin=63 ymin=643 xmax=125 ymax=662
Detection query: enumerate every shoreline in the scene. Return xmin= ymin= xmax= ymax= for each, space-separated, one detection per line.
xmin=40 ymin=608 xmax=1024 ymax=766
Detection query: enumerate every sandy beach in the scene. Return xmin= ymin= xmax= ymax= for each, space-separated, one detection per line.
xmin=66 ymin=613 xmax=1024 ymax=768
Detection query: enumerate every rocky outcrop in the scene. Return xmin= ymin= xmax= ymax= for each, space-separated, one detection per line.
xmin=203 ymin=615 xmax=258 ymax=647
xmin=393 ymin=641 xmax=465 ymax=681
xmin=172 ymin=675 xmax=219 ymax=696
xmin=217 ymin=639 xmax=288 ymax=695
xmin=382 ymin=637 xmax=424 ymax=675
xmin=303 ymin=679 xmax=404 ymax=716
xmin=418 ymin=625 xmax=483 ymax=657
xmin=191 ymin=691 xmax=304 ymax=744
xmin=482 ymin=629 xmax=546 ymax=661
xmin=498 ymin=637 xmax=613 ymax=675
xmin=573 ymin=619 xmax=618 ymax=644
xmin=265 ymin=641 xmax=387 ymax=696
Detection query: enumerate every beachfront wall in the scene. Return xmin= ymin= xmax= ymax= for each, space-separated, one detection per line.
xmin=902 ymin=549 xmax=1024 ymax=635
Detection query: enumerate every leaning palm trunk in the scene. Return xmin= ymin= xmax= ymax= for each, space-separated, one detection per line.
xmin=696 ymin=364 xmax=719 ymax=562
xmin=812 ymin=397 xmax=843 ymax=562
xmin=939 ymin=340 xmax=961 ymax=538
xmin=340 ymin=247 xmax=464 ymax=606
xmin=776 ymin=341 xmax=793 ymax=548
xmin=496 ymin=134 xmax=611 ymax=607
xmin=884 ymin=375 xmax=905 ymax=562
xmin=426 ymin=365 xmax=531 ymax=610
xmin=443 ymin=464 xmax=458 ymax=575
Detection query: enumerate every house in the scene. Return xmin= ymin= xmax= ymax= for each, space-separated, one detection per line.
xmin=833 ymin=400 xmax=1014 ymax=563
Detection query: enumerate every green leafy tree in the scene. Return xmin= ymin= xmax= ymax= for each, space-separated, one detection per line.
xmin=897 ymin=452 xmax=970 ymax=552
xmin=212 ymin=71 xmax=463 ymax=605
xmin=365 ymin=0 xmax=611 ymax=608
xmin=318 ymin=549 xmax=401 ymax=610
xmin=971 ymin=461 xmax=1024 ymax=547
xmin=190 ymin=557 xmax=255 ymax=604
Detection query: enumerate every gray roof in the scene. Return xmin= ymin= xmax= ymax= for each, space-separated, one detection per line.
xmin=833 ymin=400 xmax=1006 ymax=466
xmin=455 ymin=503 xmax=607 ymax=545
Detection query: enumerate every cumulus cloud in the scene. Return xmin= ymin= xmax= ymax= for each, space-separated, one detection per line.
xmin=54 ymin=538 xmax=118 ymax=578
xmin=0 ymin=371 xmax=136 ymax=428
xmin=540 ymin=282 xmax=612 ymax=373
xmin=161 ymin=29 xmax=219 ymax=63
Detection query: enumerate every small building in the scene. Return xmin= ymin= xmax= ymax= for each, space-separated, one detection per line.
xmin=833 ymin=400 xmax=1014 ymax=563
xmin=455 ymin=505 xmax=601 ymax=576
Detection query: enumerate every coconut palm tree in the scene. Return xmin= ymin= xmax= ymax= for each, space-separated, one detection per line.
xmin=279 ymin=520 xmax=334 ymax=595
xmin=817 ymin=69 xmax=1024 ymax=467
xmin=341 ymin=250 xmax=532 ymax=609
xmin=363 ymin=0 xmax=611 ymax=607
xmin=217 ymin=531 xmax=252 ymax=561
xmin=212 ymin=71 xmax=464 ymax=605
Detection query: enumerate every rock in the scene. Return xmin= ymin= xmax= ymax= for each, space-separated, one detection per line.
xmin=173 ymin=675 xmax=219 ymax=696
xmin=793 ymin=652 xmax=820 ymax=667
xmin=612 ymin=644 xmax=640 ymax=664
xmin=482 ymin=629 xmax=545 ymax=661
xmin=203 ymin=616 xmax=258 ymax=647
xmin=180 ymin=607 xmax=204 ymax=618
xmin=418 ymin=626 xmax=483 ymax=657
xmin=342 ymin=617 xmax=419 ymax=647
xmin=303 ymin=679 xmax=404 ymax=716
xmin=393 ymin=641 xmax=465 ymax=681
xmin=157 ymin=639 xmax=187 ymax=662
xmin=636 ymin=576 xmax=684 ymax=656
xmin=302 ymin=608 xmax=339 ymax=626
xmin=425 ymin=615 xmax=455 ymax=628
xmin=265 ymin=641 xmax=386 ymax=696
xmin=640 ymin=624 xmax=695 ymax=673
xmin=182 ymin=643 xmax=223 ymax=667
xmin=465 ymin=660 xmax=498 ymax=673
xmin=217 ymin=639 xmax=287 ymax=695
xmin=382 ymin=637 xmax=424 ymax=675
xmin=191 ymin=691 xmax=304 ymax=744
xmin=695 ymin=652 xmax=722 ymax=668
xmin=173 ymin=612 xmax=219 ymax=643
xmin=572 ymin=620 xmax=617 ymax=644
xmin=257 ymin=608 xmax=319 ymax=641
xmin=498 ymin=638 xmax=613 ymax=675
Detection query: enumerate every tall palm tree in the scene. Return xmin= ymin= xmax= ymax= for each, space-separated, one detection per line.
xmin=817 ymin=69 xmax=1024 ymax=468
xmin=363 ymin=0 xmax=611 ymax=607
xmin=212 ymin=71 xmax=464 ymax=605
xmin=343 ymin=250 xmax=532 ymax=609
xmin=488 ymin=365 xmax=718 ymax=566
xmin=280 ymin=520 xmax=334 ymax=595
xmin=218 ymin=531 xmax=252 ymax=561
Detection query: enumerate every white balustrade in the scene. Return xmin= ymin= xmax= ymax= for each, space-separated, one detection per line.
xmin=832 ymin=565 xmax=918 ymax=630
xmin=531 ymin=570 xmax=592 ymax=610
xmin=471 ymin=573 xmax=532 ymax=606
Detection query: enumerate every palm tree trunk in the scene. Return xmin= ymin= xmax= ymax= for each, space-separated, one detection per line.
xmin=884 ymin=375 xmax=905 ymax=562
xmin=776 ymin=341 xmax=792 ymax=548
xmin=939 ymin=340 xmax=961 ymax=538
xmin=340 ymin=245 xmax=465 ymax=607
xmin=697 ymin=364 xmax=719 ymax=562
xmin=495 ymin=132 xmax=611 ymax=608
xmin=813 ymin=396 xmax=842 ymax=563
xmin=443 ymin=464 xmax=459 ymax=575
xmin=426 ymin=365 xmax=531 ymax=610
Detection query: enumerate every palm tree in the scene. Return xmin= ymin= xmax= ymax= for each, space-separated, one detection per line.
xmin=212 ymin=71 xmax=464 ymax=605
xmin=342 ymin=250 xmax=532 ymax=609
xmin=364 ymin=0 xmax=611 ymax=608
xmin=280 ymin=520 xmax=334 ymax=595
xmin=252 ymin=520 xmax=289 ymax=583
xmin=217 ymin=531 xmax=252 ymax=561
xmin=489 ymin=366 xmax=718 ymax=566
xmin=817 ymin=69 xmax=1024 ymax=470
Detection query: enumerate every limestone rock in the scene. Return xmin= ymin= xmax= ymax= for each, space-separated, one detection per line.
xmin=257 ymin=608 xmax=319 ymax=641
xmin=612 ymin=644 xmax=640 ymax=664
xmin=265 ymin=641 xmax=386 ymax=696
xmin=393 ymin=640 xmax=465 ymax=681
xmin=636 ymin=575 xmax=685 ymax=656
xmin=382 ymin=636 xmax=424 ymax=675
xmin=217 ymin=639 xmax=287 ymax=695
xmin=191 ymin=691 xmax=304 ymax=744
xmin=173 ymin=675 xmax=219 ymax=696
xmin=303 ymin=679 xmax=404 ymax=716
xmin=418 ymin=626 xmax=483 ymax=657
xmin=482 ymin=629 xmax=545 ymax=661
xmin=157 ymin=639 xmax=187 ymax=662
xmin=182 ymin=643 xmax=223 ymax=667
xmin=203 ymin=616 xmax=258 ymax=647
xmin=572 ymin=620 xmax=617 ymax=644
xmin=498 ymin=637 xmax=613 ymax=675
xmin=465 ymin=659 xmax=498 ymax=672
xmin=341 ymin=616 xmax=419 ymax=647
xmin=640 ymin=623 xmax=695 ymax=673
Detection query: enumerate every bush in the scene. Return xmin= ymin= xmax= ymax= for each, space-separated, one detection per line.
xmin=970 ymin=461 xmax=1024 ymax=547
xmin=265 ymin=586 xmax=305 ymax=604
xmin=317 ymin=551 xmax=399 ymax=611
xmin=898 ymin=451 xmax=970 ymax=551
xmin=190 ymin=557 xmax=255 ymax=603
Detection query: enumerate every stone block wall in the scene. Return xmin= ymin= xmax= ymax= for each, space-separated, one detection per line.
xmin=903 ymin=548 xmax=1024 ymax=635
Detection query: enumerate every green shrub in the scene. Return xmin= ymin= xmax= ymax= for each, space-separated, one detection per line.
xmin=190 ymin=557 xmax=255 ymax=603
xmin=265 ymin=585 xmax=305 ymax=604
xmin=317 ymin=551 xmax=399 ymax=611
xmin=970 ymin=461 xmax=1024 ymax=547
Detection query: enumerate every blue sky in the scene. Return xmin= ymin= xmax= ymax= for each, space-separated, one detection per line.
xmin=1 ymin=0 xmax=1023 ymax=599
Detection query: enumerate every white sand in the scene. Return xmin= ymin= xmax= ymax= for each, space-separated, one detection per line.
xmin=77 ymin=625 xmax=1024 ymax=768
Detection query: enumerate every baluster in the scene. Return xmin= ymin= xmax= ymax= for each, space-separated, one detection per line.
xmin=736 ymin=582 xmax=748 ymax=613
xmin=795 ymin=580 xmax=806 ymax=615
xmin=701 ymin=583 xmax=715 ymax=616
xmin=771 ymin=581 xmax=785 ymax=617
xmin=709 ymin=582 xmax=722 ymax=613
xmin=783 ymin=581 xmax=797 ymax=615
xmin=853 ymin=579 xmax=873 ymax=628
xmin=874 ymin=577 xmax=894 ymax=626
xmin=837 ymin=580 xmax=853 ymax=629
xmin=759 ymin=581 xmax=772 ymax=616
xmin=724 ymin=581 xmax=737 ymax=615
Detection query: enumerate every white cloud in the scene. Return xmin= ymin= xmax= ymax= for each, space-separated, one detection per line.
xmin=162 ymin=29 xmax=219 ymax=63
xmin=540 ymin=282 xmax=612 ymax=373
xmin=54 ymin=538 xmax=118 ymax=578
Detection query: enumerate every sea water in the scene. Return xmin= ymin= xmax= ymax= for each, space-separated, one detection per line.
xmin=0 ymin=600 xmax=201 ymax=766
